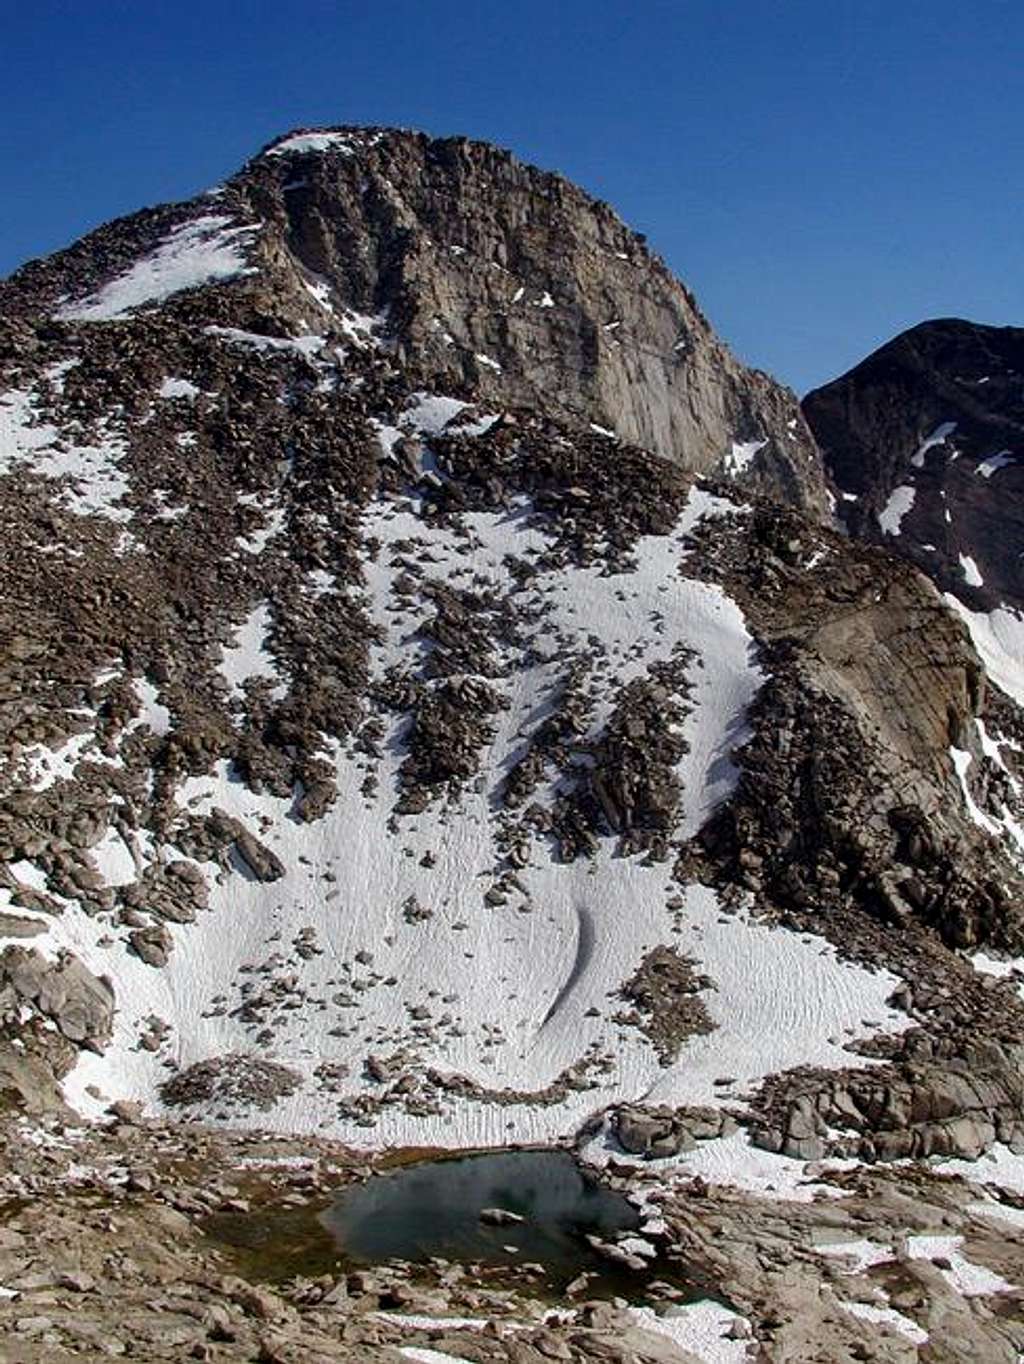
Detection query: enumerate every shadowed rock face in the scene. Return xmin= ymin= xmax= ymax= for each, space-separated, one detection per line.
xmin=803 ymin=318 xmax=1024 ymax=611
xmin=2 ymin=124 xmax=828 ymax=516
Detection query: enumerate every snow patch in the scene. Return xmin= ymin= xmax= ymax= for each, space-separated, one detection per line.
xmin=402 ymin=394 xmax=471 ymax=434
xmin=587 ymin=1124 xmax=856 ymax=1203
xmin=968 ymin=1199 xmax=1024 ymax=1229
xmin=219 ymin=603 xmax=285 ymax=700
xmin=959 ymin=553 xmax=984 ymax=587
xmin=306 ymin=569 xmax=336 ymax=597
xmin=629 ymin=1302 xmax=750 ymax=1364
xmin=158 ymin=376 xmax=200 ymax=401
xmin=337 ymin=309 xmax=388 ymax=349
xmin=816 ymin=1237 xmax=894 ymax=1274
xmin=377 ymin=1314 xmax=504 ymax=1333
xmin=905 ymin=1235 xmax=1014 ymax=1296
xmin=0 ymin=386 xmax=132 ymax=521
xmin=910 ymin=421 xmax=956 ymax=468
xmin=132 ymin=678 xmax=171 ymax=737
xmin=976 ymin=450 xmax=1014 ymax=479
xmin=398 ymin=1350 xmax=476 ymax=1364
xmin=950 ymin=747 xmax=1000 ymax=837
xmin=877 ymin=485 xmax=915 ymax=536
xmin=723 ymin=440 xmax=766 ymax=477
xmin=204 ymin=326 xmax=325 ymax=357
xmin=944 ymin=596 xmax=1024 ymax=708
xmin=937 ymin=1143 xmax=1024 ymax=1194
xmin=302 ymin=278 xmax=335 ymax=313
xmin=840 ymin=1300 xmax=928 ymax=1346
xmin=237 ymin=506 xmax=287 ymax=556
xmin=56 ymin=216 xmax=259 ymax=321
xmin=970 ymin=951 xmax=1024 ymax=984
xmin=10 ymin=860 xmax=49 ymax=893
xmin=90 ymin=828 xmax=138 ymax=888
xmin=265 ymin=130 xmax=381 ymax=158
xmin=22 ymin=731 xmax=100 ymax=793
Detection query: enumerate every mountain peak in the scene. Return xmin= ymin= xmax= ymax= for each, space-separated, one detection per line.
xmin=2 ymin=123 xmax=828 ymax=514
xmin=804 ymin=316 xmax=1024 ymax=615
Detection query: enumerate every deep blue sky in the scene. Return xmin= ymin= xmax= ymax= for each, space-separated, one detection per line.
xmin=2 ymin=0 xmax=1021 ymax=393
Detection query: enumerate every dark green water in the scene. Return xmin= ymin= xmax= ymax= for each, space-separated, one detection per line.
xmin=321 ymin=1149 xmax=643 ymax=1288
xmin=204 ymin=1149 xmax=713 ymax=1301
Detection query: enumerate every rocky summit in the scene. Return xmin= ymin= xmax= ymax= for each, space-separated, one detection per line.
xmin=1 ymin=126 xmax=1024 ymax=1362
xmin=803 ymin=320 xmax=1024 ymax=679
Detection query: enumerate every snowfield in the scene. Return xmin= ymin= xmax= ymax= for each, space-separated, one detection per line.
xmin=1 ymin=469 xmax=911 ymax=1160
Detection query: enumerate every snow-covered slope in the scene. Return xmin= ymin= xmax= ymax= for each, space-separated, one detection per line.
xmin=1 ymin=452 xmax=907 ymax=1147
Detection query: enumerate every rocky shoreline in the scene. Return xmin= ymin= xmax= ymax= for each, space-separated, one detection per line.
xmin=3 ymin=1107 xmax=1024 ymax=1362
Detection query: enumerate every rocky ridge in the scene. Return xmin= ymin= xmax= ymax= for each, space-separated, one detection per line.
xmin=2 ymin=125 xmax=828 ymax=516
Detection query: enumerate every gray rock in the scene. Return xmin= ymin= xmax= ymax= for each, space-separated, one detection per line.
xmin=611 ymin=1103 xmax=733 ymax=1159
xmin=129 ymin=924 xmax=173 ymax=968
xmin=479 ymin=1207 xmax=524 ymax=1226
xmin=1 ymin=945 xmax=114 ymax=1047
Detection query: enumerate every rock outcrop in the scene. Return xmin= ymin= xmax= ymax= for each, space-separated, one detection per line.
xmin=609 ymin=1102 xmax=737 ymax=1158
xmin=685 ymin=498 xmax=1023 ymax=950
xmin=0 ymin=946 xmax=114 ymax=1049
xmin=753 ymin=1034 xmax=1024 ymax=1163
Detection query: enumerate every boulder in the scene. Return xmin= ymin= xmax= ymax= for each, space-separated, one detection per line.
xmin=129 ymin=924 xmax=173 ymax=968
xmin=611 ymin=1104 xmax=736 ymax=1159
xmin=1 ymin=946 xmax=114 ymax=1048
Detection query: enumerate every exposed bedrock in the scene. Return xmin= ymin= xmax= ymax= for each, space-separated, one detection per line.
xmin=0 ymin=944 xmax=114 ymax=1049
xmin=803 ymin=318 xmax=1024 ymax=611
xmin=3 ymin=127 xmax=829 ymax=515
xmin=686 ymin=499 xmax=1023 ymax=951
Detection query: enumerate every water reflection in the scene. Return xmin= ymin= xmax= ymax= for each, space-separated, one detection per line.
xmin=322 ymin=1149 xmax=640 ymax=1282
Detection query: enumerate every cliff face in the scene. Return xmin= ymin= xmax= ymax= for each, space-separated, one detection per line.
xmin=3 ymin=126 xmax=829 ymax=515
xmin=803 ymin=318 xmax=1024 ymax=613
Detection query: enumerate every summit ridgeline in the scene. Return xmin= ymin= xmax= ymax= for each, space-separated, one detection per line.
xmin=3 ymin=125 xmax=827 ymax=514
